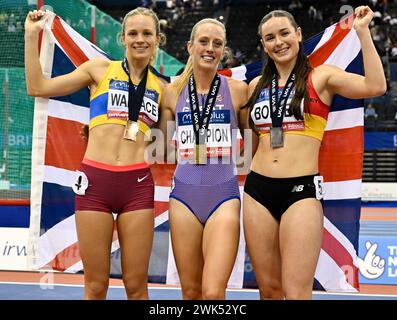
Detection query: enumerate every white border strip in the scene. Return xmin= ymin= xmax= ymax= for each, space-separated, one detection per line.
xmin=323 ymin=28 xmax=361 ymax=70
xmin=44 ymin=165 xmax=75 ymax=187
xmin=312 ymin=24 xmax=336 ymax=53
xmin=38 ymin=215 xmax=77 ymax=266
xmin=324 ymin=216 xmax=359 ymax=264
xmin=155 ymin=186 xmax=172 ymax=202
xmin=27 ymin=13 xmax=56 ymax=271
xmin=324 ymin=180 xmax=362 ymax=200
xmin=4 ymin=281 xmax=396 ymax=298
xmin=48 ymin=99 xmax=89 ymax=124
xmin=315 ymin=249 xmax=358 ymax=292
xmin=54 ymin=17 xmax=109 ymax=61
xmin=230 ymin=65 xmax=248 ymax=81
xmin=155 ymin=211 xmax=169 ymax=228
xmin=326 ymin=108 xmax=363 ymax=131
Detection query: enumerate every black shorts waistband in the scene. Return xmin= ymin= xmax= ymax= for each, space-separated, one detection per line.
xmin=247 ymin=170 xmax=320 ymax=184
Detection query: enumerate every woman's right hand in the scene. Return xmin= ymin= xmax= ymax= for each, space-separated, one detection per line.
xmin=25 ymin=10 xmax=47 ymax=35
xmin=353 ymin=6 xmax=373 ymax=34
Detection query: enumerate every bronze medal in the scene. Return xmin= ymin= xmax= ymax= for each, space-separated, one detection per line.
xmin=124 ymin=120 xmax=139 ymax=141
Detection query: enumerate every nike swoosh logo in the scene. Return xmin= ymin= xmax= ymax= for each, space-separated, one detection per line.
xmin=137 ymin=174 xmax=149 ymax=183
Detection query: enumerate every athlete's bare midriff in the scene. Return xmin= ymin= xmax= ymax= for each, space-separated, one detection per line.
xmin=84 ymin=124 xmax=149 ymax=165
xmin=251 ymin=134 xmax=321 ymax=178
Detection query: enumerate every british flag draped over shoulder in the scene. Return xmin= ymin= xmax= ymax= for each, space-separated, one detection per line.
xmin=28 ymin=12 xmax=363 ymax=292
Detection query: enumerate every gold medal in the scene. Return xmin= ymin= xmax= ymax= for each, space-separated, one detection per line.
xmin=124 ymin=120 xmax=139 ymax=141
xmin=194 ymin=144 xmax=207 ymax=165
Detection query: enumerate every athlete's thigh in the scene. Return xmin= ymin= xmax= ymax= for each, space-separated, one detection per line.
xmin=279 ymin=198 xmax=323 ymax=289
xmin=202 ymin=199 xmax=240 ymax=289
xmin=116 ymin=209 xmax=154 ymax=280
xmin=243 ymin=193 xmax=282 ymax=288
xmin=75 ymin=210 xmax=114 ymax=279
xmin=169 ymin=198 xmax=204 ymax=286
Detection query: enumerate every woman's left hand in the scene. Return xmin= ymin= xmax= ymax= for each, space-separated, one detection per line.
xmin=353 ymin=6 xmax=374 ymax=33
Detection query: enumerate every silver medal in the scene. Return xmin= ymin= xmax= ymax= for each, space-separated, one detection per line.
xmin=270 ymin=127 xmax=284 ymax=148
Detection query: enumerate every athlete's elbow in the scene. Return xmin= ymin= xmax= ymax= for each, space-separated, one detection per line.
xmin=377 ymin=81 xmax=387 ymax=97
xmin=370 ymin=84 xmax=387 ymax=97
xmin=26 ymin=85 xmax=48 ymax=97
xmin=27 ymin=87 xmax=42 ymax=97
xmin=376 ymin=75 xmax=388 ymax=96
xmin=26 ymin=76 xmax=48 ymax=97
xmin=26 ymin=86 xmax=38 ymax=97
xmin=365 ymin=80 xmax=387 ymax=98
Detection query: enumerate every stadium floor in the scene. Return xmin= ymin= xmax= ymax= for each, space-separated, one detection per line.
xmin=1 ymin=205 xmax=396 ymax=300
xmin=0 ymin=270 xmax=396 ymax=300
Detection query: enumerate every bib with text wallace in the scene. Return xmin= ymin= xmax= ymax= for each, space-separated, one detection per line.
xmin=107 ymin=79 xmax=159 ymax=126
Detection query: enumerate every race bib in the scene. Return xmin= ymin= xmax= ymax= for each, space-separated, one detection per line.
xmin=72 ymin=171 xmax=89 ymax=195
xmin=251 ymin=88 xmax=304 ymax=132
xmin=107 ymin=79 xmax=159 ymax=124
xmin=140 ymin=90 xmax=159 ymax=124
xmin=107 ymin=79 xmax=129 ymax=119
xmin=313 ymin=175 xmax=324 ymax=200
xmin=177 ymin=110 xmax=232 ymax=159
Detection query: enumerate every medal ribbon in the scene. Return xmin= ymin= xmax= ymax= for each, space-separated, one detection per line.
xmin=188 ymin=74 xmax=221 ymax=146
xmin=269 ymin=68 xmax=296 ymax=128
xmin=122 ymin=58 xmax=148 ymax=122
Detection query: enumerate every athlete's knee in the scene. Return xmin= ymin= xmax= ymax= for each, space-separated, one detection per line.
xmin=85 ymin=280 xmax=109 ymax=299
xmin=202 ymin=285 xmax=225 ymax=300
xmin=182 ymin=286 xmax=202 ymax=300
xmin=259 ymin=280 xmax=284 ymax=300
xmin=283 ymin=284 xmax=312 ymax=300
xmin=123 ymin=278 xmax=148 ymax=299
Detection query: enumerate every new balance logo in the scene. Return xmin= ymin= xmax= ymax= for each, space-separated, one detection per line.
xmin=291 ymin=185 xmax=304 ymax=192
xmin=137 ymin=174 xmax=149 ymax=183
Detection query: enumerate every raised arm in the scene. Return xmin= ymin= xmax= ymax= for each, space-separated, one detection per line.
xmin=320 ymin=6 xmax=386 ymax=99
xmin=24 ymin=10 xmax=108 ymax=97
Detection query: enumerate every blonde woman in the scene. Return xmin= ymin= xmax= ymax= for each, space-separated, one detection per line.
xmin=25 ymin=7 xmax=166 ymax=299
xmin=161 ymin=18 xmax=248 ymax=299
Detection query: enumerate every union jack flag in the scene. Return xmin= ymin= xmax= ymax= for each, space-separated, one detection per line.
xmin=28 ymin=12 xmax=363 ymax=292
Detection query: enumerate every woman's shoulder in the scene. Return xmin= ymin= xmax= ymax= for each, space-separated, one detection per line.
xmin=226 ymin=76 xmax=248 ymax=93
xmin=81 ymin=57 xmax=111 ymax=76
xmin=225 ymin=77 xmax=248 ymax=110
xmin=148 ymin=66 xmax=169 ymax=87
xmin=80 ymin=58 xmax=111 ymax=85
xmin=248 ymin=75 xmax=261 ymax=89
xmin=164 ymin=81 xmax=178 ymax=93
xmin=310 ymin=64 xmax=343 ymax=89
xmin=312 ymin=64 xmax=342 ymax=80
xmin=150 ymin=71 xmax=168 ymax=91
xmin=161 ymin=82 xmax=179 ymax=111
xmin=83 ymin=57 xmax=112 ymax=69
